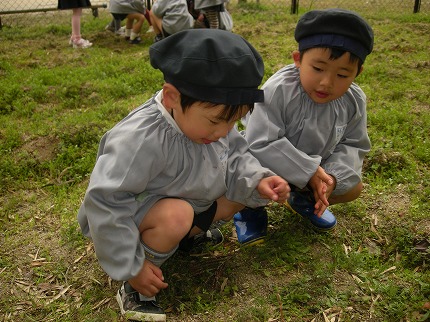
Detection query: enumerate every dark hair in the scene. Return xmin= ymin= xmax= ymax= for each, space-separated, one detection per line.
xmin=180 ymin=93 xmax=254 ymax=122
xmin=300 ymin=47 xmax=363 ymax=76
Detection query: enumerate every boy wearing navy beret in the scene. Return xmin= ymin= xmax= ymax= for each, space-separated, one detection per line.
xmin=234 ymin=9 xmax=374 ymax=244
xmin=77 ymin=29 xmax=290 ymax=321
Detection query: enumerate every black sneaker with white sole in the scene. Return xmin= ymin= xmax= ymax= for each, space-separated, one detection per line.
xmin=193 ymin=228 xmax=224 ymax=248
xmin=116 ymin=282 xmax=166 ymax=321
xmin=129 ymin=37 xmax=142 ymax=44
xmin=178 ymin=227 xmax=224 ymax=252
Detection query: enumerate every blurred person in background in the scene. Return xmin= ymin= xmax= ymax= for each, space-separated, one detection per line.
xmin=193 ymin=0 xmax=230 ymax=30
xmin=58 ymin=0 xmax=93 ymax=48
xmin=149 ymin=0 xmax=194 ymax=42
xmin=109 ymin=0 xmax=148 ymax=44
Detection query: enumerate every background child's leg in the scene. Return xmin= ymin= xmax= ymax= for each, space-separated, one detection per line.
xmin=114 ymin=18 xmax=122 ymax=31
xmin=144 ymin=10 xmax=152 ymax=26
xmin=204 ymin=9 xmax=219 ymax=29
xmin=125 ymin=17 xmax=133 ymax=39
xmin=126 ymin=13 xmax=145 ymax=39
xmin=71 ymin=8 xmax=83 ymax=41
xmin=148 ymin=10 xmax=163 ymax=37
xmin=70 ymin=8 xmax=92 ymax=48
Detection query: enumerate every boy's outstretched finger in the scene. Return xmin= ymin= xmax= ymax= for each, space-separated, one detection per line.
xmin=314 ymin=199 xmax=327 ymax=217
xmin=313 ymin=186 xmax=329 ymax=207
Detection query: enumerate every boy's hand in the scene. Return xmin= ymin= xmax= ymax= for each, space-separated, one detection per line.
xmin=128 ymin=260 xmax=168 ymax=297
xmin=309 ymin=167 xmax=336 ymax=217
xmin=308 ymin=166 xmax=333 ymax=207
xmin=257 ymin=176 xmax=290 ymax=203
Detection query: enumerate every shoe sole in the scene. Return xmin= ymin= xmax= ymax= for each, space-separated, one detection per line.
xmin=71 ymin=40 xmax=92 ymax=49
xmin=239 ymin=236 xmax=265 ymax=247
xmin=72 ymin=45 xmax=92 ymax=49
xmin=116 ymin=291 xmax=166 ymax=322
xmin=284 ymin=202 xmax=337 ymax=232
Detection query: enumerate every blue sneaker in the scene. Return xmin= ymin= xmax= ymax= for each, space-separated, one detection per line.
xmin=234 ymin=207 xmax=268 ymax=246
xmin=285 ymin=191 xmax=337 ymax=232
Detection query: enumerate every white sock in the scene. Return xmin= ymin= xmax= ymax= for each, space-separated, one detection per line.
xmin=130 ymin=31 xmax=140 ymax=40
xmin=137 ymin=242 xmax=178 ymax=301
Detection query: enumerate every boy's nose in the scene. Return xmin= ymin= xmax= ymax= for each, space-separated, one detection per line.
xmin=320 ymin=73 xmax=334 ymax=88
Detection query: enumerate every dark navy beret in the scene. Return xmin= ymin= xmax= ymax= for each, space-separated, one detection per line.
xmin=294 ymin=9 xmax=374 ymax=62
xmin=149 ymin=29 xmax=264 ymax=105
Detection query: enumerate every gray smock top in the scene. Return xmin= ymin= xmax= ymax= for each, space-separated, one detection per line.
xmin=78 ymin=92 xmax=275 ymax=281
xmin=109 ymin=0 xmax=145 ymax=14
xmin=244 ymin=64 xmax=371 ymax=195
xmin=151 ymin=0 xmax=194 ymax=35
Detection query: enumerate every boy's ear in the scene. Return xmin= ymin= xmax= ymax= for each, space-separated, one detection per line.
xmin=162 ymin=83 xmax=181 ymax=109
xmin=356 ymin=65 xmax=364 ymax=77
xmin=292 ymin=50 xmax=301 ymax=67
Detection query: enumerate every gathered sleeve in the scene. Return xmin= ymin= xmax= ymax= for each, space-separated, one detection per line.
xmin=78 ymin=106 xmax=168 ymax=281
xmin=321 ymin=84 xmax=371 ymax=195
xmin=245 ymin=67 xmax=321 ymax=189
xmin=224 ymin=129 xmax=276 ymax=208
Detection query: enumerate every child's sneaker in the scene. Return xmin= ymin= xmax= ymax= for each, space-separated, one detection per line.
xmin=234 ymin=207 xmax=268 ymax=246
xmin=129 ymin=37 xmax=142 ymax=44
xmin=71 ymin=38 xmax=92 ymax=49
xmin=154 ymin=33 xmax=164 ymax=43
xmin=116 ymin=282 xmax=166 ymax=322
xmin=178 ymin=228 xmax=224 ymax=252
xmin=115 ymin=26 xmax=126 ymax=36
xmin=146 ymin=25 xmax=154 ymax=33
xmin=193 ymin=228 xmax=224 ymax=247
xmin=285 ymin=191 xmax=337 ymax=232
xmin=209 ymin=219 xmax=228 ymax=230
xmin=105 ymin=23 xmax=116 ymax=32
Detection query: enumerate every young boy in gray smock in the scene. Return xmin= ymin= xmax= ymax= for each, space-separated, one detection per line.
xmin=234 ymin=9 xmax=374 ymax=245
xmin=77 ymin=29 xmax=290 ymax=321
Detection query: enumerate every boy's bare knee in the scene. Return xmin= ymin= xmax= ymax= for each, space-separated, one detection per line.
xmin=166 ymin=209 xmax=194 ymax=237
xmin=140 ymin=199 xmax=193 ymax=234
xmin=139 ymin=200 xmax=194 ymax=251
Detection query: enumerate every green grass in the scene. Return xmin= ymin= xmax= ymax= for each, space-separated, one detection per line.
xmin=0 ymin=3 xmax=429 ymax=322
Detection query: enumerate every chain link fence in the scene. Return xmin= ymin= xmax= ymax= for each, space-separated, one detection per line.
xmin=0 ymin=0 xmax=108 ymax=28
xmin=289 ymin=0 xmax=428 ymax=14
xmin=0 ymin=0 xmax=429 ymax=28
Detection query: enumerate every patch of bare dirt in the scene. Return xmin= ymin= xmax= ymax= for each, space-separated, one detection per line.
xmin=21 ymin=134 xmax=60 ymax=163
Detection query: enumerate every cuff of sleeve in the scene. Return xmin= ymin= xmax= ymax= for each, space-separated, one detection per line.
xmin=243 ymin=171 xmax=278 ymax=208
xmin=323 ymin=168 xmax=346 ymax=195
